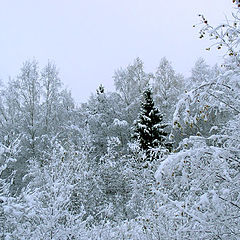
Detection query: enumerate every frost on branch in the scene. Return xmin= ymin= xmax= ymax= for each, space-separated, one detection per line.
xmin=155 ymin=136 xmax=240 ymax=239
xmin=198 ymin=1 xmax=240 ymax=66
xmin=172 ymin=66 xmax=240 ymax=139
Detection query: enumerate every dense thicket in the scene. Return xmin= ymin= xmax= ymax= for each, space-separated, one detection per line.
xmin=0 ymin=2 xmax=239 ymax=239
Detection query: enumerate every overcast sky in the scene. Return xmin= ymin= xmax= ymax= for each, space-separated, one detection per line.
xmin=0 ymin=0 xmax=233 ymax=103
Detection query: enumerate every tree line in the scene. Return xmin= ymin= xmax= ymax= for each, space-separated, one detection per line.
xmin=0 ymin=2 xmax=239 ymax=239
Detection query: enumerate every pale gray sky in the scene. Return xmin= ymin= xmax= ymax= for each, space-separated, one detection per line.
xmin=0 ymin=0 xmax=233 ymax=102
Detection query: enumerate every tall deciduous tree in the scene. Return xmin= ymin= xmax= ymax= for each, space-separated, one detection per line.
xmin=113 ymin=58 xmax=152 ymax=125
xmin=41 ymin=61 xmax=62 ymax=134
xmin=17 ymin=60 xmax=41 ymax=158
xmin=114 ymin=58 xmax=151 ymax=106
xmin=152 ymin=57 xmax=184 ymax=121
xmin=188 ymin=57 xmax=211 ymax=88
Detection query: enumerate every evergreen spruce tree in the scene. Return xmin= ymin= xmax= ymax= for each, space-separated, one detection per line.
xmin=133 ymin=87 xmax=169 ymax=153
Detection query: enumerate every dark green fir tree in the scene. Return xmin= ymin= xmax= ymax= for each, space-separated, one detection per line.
xmin=133 ymin=87 xmax=169 ymax=153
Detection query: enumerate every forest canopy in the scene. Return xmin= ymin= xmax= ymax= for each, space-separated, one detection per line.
xmin=0 ymin=1 xmax=239 ymax=239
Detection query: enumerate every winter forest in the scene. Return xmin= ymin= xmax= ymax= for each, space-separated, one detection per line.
xmin=0 ymin=2 xmax=240 ymax=240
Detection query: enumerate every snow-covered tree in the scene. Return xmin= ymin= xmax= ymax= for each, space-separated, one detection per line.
xmin=133 ymin=88 xmax=169 ymax=155
xmin=0 ymin=135 xmax=21 ymax=238
xmin=41 ymin=61 xmax=62 ymax=134
xmin=187 ymin=57 xmax=211 ymax=88
xmin=114 ymin=58 xmax=151 ymax=106
xmin=3 ymin=141 xmax=88 ymax=239
xmin=154 ymin=136 xmax=240 ymax=239
xmin=16 ymin=60 xmax=41 ymax=159
xmin=113 ymin=58 xmax=152 ymax=125
xmin=84 ymin=85 xmax=130 ymax=160
xmin=152 ymin=57 xmax=184 ymax=121
xmin=151 ymin=3 xmax=240 ymax=238
xmin=172 ymin=2 xmax=240 ymax=140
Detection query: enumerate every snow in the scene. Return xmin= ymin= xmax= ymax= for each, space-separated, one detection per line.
xmin=113 ymin=118 xmax=128 ymax=127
